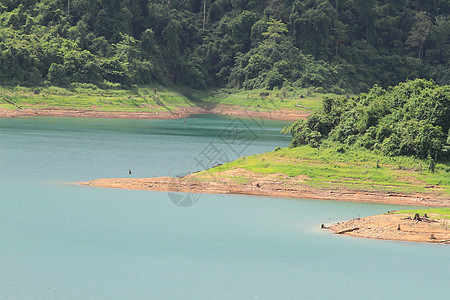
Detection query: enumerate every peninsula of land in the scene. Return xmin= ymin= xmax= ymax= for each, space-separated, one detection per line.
xmin=81 ymin=171 xmax=450 ymax=245
xmin=328 ymin=211 xmax=450 ymax=244
xmin=80 ymin=167 xmax=450 ymax=208
xmin=80 ymin=143 xmax=450 ymax=245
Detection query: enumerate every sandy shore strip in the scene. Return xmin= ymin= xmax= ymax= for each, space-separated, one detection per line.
xmin=80 ymin=169 xmax=450 ymax=207
xmin=0 ymin=105 xmax=310 ymax=121
xmin=327 ymin=213 xmax=450 ymax=244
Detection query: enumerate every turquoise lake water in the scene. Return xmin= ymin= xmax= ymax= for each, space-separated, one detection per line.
xmin=0 ymin=115 xmax=448 ymax=299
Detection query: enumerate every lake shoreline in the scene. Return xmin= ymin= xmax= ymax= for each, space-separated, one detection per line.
xmin=327 ymin=213 xmax=450 ymax=244
xmin=0 ymin=104 xmax=309 ymax=121
xmin=80 ymin=171 xmax=450 ymax=208
xmin=81 ymin=173 xmax=450 ymax=245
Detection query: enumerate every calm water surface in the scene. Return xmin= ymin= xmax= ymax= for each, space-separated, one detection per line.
xmin=0 ymin=115 xmax=448 ymax=299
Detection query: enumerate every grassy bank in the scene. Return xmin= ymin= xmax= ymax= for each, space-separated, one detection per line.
xmin=198 ymin=87 xmax=337 ymax=113
xmin=0 ymin=84 xmax=201 ymax=113
xmin=202 ymin=145 xmax=450 ymax=197
xmin=395 ymin=208 xmax=450 ymax=219
xmin=1 ymin=84 xmax=338 ymax=115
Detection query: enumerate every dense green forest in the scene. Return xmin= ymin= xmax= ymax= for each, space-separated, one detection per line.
xmin=0 ymin=1 xmax=449 ymax=93
xmin=287 ymin=79 xmax=450 ymax=161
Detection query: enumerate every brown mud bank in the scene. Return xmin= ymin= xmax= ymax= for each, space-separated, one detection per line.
xmin=328 ymin=213 xmax=450 ymax=244
xmin=0 ymin=106 xmax=204 ymax=119
xmin=0 ymin=104 xmax=310 ymax=121
xmin=207 ymin=104 xmax=310 ymax=121
xmin=80 ymin=168 xmax=450 ymax=207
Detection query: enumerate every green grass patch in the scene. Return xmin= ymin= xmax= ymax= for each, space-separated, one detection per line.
xmin=206 ymin=145 xmax=450 ymax=196
xmin=199 ymin=88 xmax=341 ymax=113
xmin=394 ymin=208 xmax=450 ymax=219
xmin=0 ymin=84 xmax=333 ymax=115
xmin=0 ymin=84 xmax=199 ymax=113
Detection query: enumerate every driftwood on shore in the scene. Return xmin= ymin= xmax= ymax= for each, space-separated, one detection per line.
xmin=2 ymin=97 xmax=22 ymax=109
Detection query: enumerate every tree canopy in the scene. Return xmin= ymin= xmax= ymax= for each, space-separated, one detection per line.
xmin=0 ymin=1 xmax=449 ymax=92
xmin=288 ymin=79 xmax=450 ymax=161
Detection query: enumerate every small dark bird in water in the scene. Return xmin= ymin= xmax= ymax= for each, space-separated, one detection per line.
xmin=129 ymin=169 xmax=132 ymax=175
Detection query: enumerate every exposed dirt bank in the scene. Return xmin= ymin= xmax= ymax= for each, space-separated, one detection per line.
xmin=207 ymin=104 xmax=310 ymax=121
xmin=0 ymin=104 xmax=310 ymax=121
xmin=0 ymin=106 xmax=204 ymax=119
xmin=328 ymin=213 xmax=450 ymax=244
xmin=80 ymin=168 xmax=450 ymax=207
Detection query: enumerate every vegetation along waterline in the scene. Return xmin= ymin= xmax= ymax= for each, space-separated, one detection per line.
xmin=2 ymin=1 xmax=449 ymax=244
xmin=84 ymin=80 xmax=450 ymax=203
xmin=0 ymin=84 xmax=331 ymax=120
xmin=82 ymin=80 xmax=450 ymax=243
xmin=1 ymin=1 xmax=448 ymax=122
xmin=82 ymin=144 xmax=450 ymax=207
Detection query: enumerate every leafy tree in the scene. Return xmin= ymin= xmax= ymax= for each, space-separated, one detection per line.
xmin=406 ymin=11 xmax=432 ymax=59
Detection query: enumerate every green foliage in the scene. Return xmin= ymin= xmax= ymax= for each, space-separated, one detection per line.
xmin=289 ymin=79 xmax=450 ymax=161
xmin=0 ymin=1 xmax=449 ymax=90
xmin=406 ymin=11 xmax=433 ymax=59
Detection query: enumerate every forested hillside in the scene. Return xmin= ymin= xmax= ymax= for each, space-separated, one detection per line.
xmin=1 ymin=1 xmax=449 ymax=92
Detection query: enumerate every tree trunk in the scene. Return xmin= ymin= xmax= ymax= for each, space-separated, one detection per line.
xmin=335 ymin=39 xmax=338 ymax=56
xmin=203 ymin=0 xmax=206 ymax=32
xmin=418 ymin=42 xmax=424 ymax=60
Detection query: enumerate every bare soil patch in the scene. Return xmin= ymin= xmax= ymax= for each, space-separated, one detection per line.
xmin=0 ymin=104 xmax=310 ymax=121
xmin=328 ymin=213 xmax=450 ymax=244
xmin=0 ymin=107 xmax=205 ymax=119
